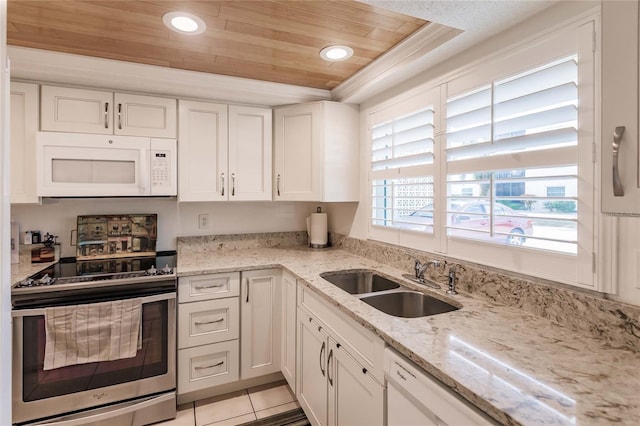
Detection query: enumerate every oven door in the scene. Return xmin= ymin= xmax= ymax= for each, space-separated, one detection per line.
xmin=12 ymin=292 xmax=176 ymax=425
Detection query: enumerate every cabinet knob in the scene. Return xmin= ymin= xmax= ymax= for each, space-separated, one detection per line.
xmin=336 ymin=343 xmax=341 ymax=349
xmin=362 ymin=368 xmax=368 ymax=375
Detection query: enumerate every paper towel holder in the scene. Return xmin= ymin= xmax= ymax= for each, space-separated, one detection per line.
xmin=307 ymin=206 xmax=330 ymax=249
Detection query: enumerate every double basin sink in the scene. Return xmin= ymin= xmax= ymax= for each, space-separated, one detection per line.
xmin=320 ymin=270 xmax=459 ymax=318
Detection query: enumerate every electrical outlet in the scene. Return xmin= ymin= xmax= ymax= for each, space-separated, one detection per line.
xmin=198 ymin=213 xmax=209 ymax=229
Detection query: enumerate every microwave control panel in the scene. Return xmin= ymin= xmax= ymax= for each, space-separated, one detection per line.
xmin=152 ymin=152 xmax=170 ymax=185
xmin=150 ymin=139 xmax=177 ymax=196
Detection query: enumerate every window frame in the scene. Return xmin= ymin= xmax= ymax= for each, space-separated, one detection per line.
xmin=367 ymin=21 xmax=597 ymax=289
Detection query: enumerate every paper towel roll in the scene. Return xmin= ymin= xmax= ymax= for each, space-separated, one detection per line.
xmin=309 ymin=213 xmax=328 ymax=247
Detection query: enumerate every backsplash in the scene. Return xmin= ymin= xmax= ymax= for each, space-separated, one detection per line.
xmin=330 ymin=233 xmax=640 ymax=353
xmin=177 ymin=231 xmax=308 ymax=256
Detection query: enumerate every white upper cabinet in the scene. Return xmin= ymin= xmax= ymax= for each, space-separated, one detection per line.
xmin=178 ymin=100 xmax=228 ymax=202
xmin=601 ymin=1 xmax=640 ymax=214
xmin=228 ymin=105 xmax=272 ymax=201
xmin=11 ymin=82 xmax=40 ymax=204
xmin=178 ymin=100 xmax=272 ymax=202
xmin=274 ymin=101 xmax=359 ymax=202
xmin=41 ymin=85 xmax=177 ymax=138
xmin=113 ymin=92 xmax=177 ymax=138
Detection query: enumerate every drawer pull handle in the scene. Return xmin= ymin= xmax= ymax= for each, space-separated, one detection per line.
xmin=396 ymin=363 xmax=416 ymax=379
xmin=194 ymin=283 xmax=225 ymax=290
xmin=194 ymin=318 xmax=224 ymax=325
xmin=194 ymin=361 xmax=224 ymax=370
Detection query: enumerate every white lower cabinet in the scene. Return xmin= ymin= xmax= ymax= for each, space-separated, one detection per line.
xmin=297 ymin=303 xmax=384 ymax=426
xmin=177 ymin=272 xmax=241 ymax=395
xmin=328 ymin=336 xmax=384 ymax=426
xmin=385 ymin=348 xmax=495 ymax=426
xmin=178 ymin=340 xmax=239 ymax=394
xmin=240 ymin=269 xmax=282 ymax=380
xmin=297 ymin=311 xmax=329 ymax=426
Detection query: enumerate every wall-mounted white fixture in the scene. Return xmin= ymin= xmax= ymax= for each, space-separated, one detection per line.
xmin=163 ymin=11 xmax=206 ymax=35
xmin=320 ymin=45 xmax=353 ymax=61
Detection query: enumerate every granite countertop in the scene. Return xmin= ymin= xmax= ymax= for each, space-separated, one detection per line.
xmin=177 ymin=247 xmax=640 ymax=426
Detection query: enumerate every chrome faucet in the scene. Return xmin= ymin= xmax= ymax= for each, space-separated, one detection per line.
xmin=447 ymin=265 xmax=458 ymax=295
xmin=413 ymin=258 xmax=440 ymax=281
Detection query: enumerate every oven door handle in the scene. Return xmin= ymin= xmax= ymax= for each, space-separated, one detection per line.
xmin=12 ymin=291 xmax=176 ymax=317
xmin=26 ymin=392 xmax=175 ymax=426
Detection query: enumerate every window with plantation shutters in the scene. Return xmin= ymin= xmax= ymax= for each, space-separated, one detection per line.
xmin=445 ymin=55 xmax=581 ymax=254
xmin=371 ymin=105 xmax=436 ymax=237
xmin=367 ymin=22 xmax=596 ymax=288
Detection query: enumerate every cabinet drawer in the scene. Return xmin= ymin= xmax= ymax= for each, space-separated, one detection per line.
xmin=179 ymin=272 xmax=240 ymax=302
xmin=298 ymin=285 xmax=384 ymax=383
xmin=178 ymin=297 xmax=239 ymax=348
xmin=178 ymin=340 xmax=239 ymax=395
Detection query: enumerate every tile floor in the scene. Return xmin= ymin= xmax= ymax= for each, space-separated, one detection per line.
xmin=156 ymin=381 xmax=300 ymax=426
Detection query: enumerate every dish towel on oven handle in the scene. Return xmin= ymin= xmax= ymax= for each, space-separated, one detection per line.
xmin=44 ymin=298 xmax=143 ymax=370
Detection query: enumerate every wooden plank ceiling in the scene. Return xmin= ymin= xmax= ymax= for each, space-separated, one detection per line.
xmin=7 ymin=0 xmax=428 ymax=90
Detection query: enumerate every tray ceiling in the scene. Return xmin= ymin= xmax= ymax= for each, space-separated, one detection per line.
xmin=6 ymin=0 xmax=428 ymax=90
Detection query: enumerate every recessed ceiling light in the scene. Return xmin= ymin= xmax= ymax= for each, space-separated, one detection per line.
xmin=163 ymin=11 xmax=206 ymax=35
xmin=320 ymin=45 xmax=353 ymax=62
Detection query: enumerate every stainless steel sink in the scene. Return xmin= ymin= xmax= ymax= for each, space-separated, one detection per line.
xmin=320 ymin=270 xmax=400 ymax=294
xmin=360 ymin=291 xmax=459 ymax=318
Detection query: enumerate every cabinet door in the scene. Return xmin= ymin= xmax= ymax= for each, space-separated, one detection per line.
xmin=41 ymin=85 xmax=113 ymax=134
xmin=240 ymin=269 xmax=281 ymax=380
xmin=602 ymin=0 xmax=640 ymax=213
xmin=297 ymin=310 xmax=328 ymax=426
xmin=281 ymin=270 xmax=297 ymax=392
xmin=178 ymin=100 xmax=228 ymax=201
xmin=274 ymin=103 xmax=322 ymax=201
xmin=114 ymin=93 xmax=176 ymax=138
xmin=10 ymin=82 xmax=39 ymax=204
xmin=228 ymin=105 xmax=272 ymax=201
xmin=327 ymin=338 xmax=383 ymax=426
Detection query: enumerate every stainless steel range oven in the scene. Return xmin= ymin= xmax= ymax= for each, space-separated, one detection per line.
xmin=11 ymin=253 xmax=177 ymax=426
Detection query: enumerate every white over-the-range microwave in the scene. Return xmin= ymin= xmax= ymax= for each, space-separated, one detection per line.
xmin=36 ymin=132 xmax=177 ymax=197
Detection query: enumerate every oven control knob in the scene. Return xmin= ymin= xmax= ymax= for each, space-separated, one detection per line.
xmin=20 ymin=278 xmax=35 ymax=287
xmin=162 ymin=264 xmax=173 ymax=274
xmin=147 ymin=266 xmax=158 ymax=276
xmin=38 ymin=274 xmax=55 ymax=285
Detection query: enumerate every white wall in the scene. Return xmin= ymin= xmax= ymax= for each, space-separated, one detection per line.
xmin=11 ymin=199 xmax=321 ymax=257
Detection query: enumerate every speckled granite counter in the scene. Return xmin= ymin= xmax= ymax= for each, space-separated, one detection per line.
xmin=177 ymin=246 xmax=640 ymax=426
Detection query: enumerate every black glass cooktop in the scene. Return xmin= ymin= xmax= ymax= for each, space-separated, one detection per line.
xmin=16 ymin=251 xmax=177 ymax=288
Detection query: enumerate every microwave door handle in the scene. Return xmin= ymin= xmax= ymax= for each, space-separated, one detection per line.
xmin=139 ymin=148 xmax=149 ymax=195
